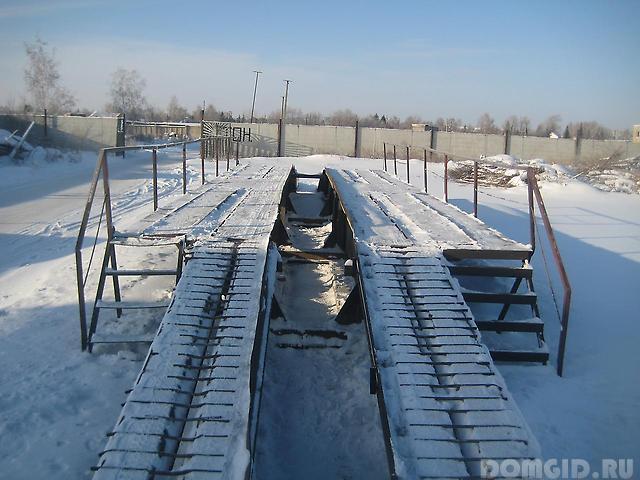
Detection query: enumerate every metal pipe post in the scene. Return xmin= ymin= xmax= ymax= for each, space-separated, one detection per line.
xmin=152 ymin=149 xmax=158 ymax=211
xmin=182 ymin=143 xmax=187 ymax=194
xmin=527 ymin=168 xmax=536 ymax=255
xmin=200 ymin=141 xmax=205 ymax=185
xmin=423 ymin=149 xmax=428 ymax=193
xmin=235 ymin=141 xmax=240 ymax=166
xmin=529 ymin=171 xmax=572 ymax=376
xmin=215 ymin=138 xmax=219 ymax=177
xmin=226 ymin=138 xmax=230 ymax=171
xmin=405 ymin=146 xmax=410 ymax=183
xmin=393 ymin=145 xmax=397 ymax=176
xmin=383 ymin=143 xmax=387 ymax=171
xmin=443 ymin=154 xmax=449 ymax=202
xmin=473 ymin=160 xmax=478 ymax=217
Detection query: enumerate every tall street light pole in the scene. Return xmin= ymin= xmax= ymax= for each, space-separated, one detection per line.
xmin=283 ymin=79 xmax=292 ymax=121
xmin=250 ymin=70 xmax=262 ymax=123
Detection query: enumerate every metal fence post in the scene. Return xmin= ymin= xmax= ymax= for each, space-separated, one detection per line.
xmin=152 ymin=148 xmax=158 ymax=211
xmin=43 ymin=108 xmax=48 ymax=138
xmin=473 ymin=160 xmax=478 ymax=217
xmin=444 ymin=154 xmax=449 ymax=202
xmin=182 ymin=143 xmax=187 ymax=194
xmin=393 ymin=145 xmax=397 ymax=176
xmin=383 ymin=143 xmax=387 ymax=172
xmin=235 ymin=141 xmax=240 ymax=166
xmin=423 ymin=148 xmax=428 ymax=193
xmin=405 ymin=146 xmax=410 ymax=183
xmin=226 ymin=137 xmax=230 ymax=171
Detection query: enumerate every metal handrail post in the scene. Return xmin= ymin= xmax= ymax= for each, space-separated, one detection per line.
xmin=383 ymin=143 xmax=387 ymax=172
xmin=393 ymin=145 xmax=397 ymax=176
xmin=405 ymin=146 xmax=410 ymax=183
xmin=215 ymin=138 xmax=219 ymax=177
xmin=527 ymin=168 xmax=536 ymax=255
xmin=152 ymin=149 xmax=158 ymax=211
xmin=473 ymin=161 xmax=478 ymax=217
xmin=529 ymin=171 xmax=572 ymax=376
xmin=226 ymin=137 xmax=230 ymax=171
xmin=444 ymin=154 xmax=449 ymax=202
xmin=182 ymin=143 xmax=187 ymax=194
xmin=423 ymin=149 xmax=427 ymax=193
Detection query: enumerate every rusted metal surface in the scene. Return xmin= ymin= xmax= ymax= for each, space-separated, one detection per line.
xmin=75 ymin=138 xmax=202 ymax=350
xmin=371 ymin=144 xmax=571 ymax=376
xmin=528 ymin=169 xmax=572 ymax=376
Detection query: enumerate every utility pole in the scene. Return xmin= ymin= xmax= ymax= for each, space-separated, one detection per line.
xmin=283 ymin=79 xmax=292 ymax=121
xmin=250 ymin=70 xmax=262 ymax=123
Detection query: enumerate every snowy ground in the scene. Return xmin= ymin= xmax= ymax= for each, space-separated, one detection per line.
xmin=0 ymin=151 xmax=638 ymax=478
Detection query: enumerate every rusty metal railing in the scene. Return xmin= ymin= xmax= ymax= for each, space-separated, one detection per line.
xmin=75 ymin=138 xmax=201 ymax=351
xmin=382 ymin=142 xmax=572 ymax=376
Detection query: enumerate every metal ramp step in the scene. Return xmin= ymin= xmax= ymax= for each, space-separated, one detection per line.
xmin=95 ymin=300 xmax=171 ymax=310
xmin=476 ymin=317 xmax=544 ymax=333
xmin=89 ymin=334 xmax=154 ymax=345
xmin=462 ymin=290 xmax=538 ymax=305
xmin=448 ymin=264 xmax=533 ymax=279
xmin=489 ymin=343 xmax=549 ymax=363
xmin=109 ymin=234 xmax=184 ymax=247
xmin=104 ymin=268 xmax=179 ymax=276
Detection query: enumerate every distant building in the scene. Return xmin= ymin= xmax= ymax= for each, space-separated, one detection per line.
xmin=411 ymin=123 xmax=430 ymax=132
xmin=633 ymin=125 xmax=640 ymax=143
xmin=549 ymin=132 xmax=559 ymax=139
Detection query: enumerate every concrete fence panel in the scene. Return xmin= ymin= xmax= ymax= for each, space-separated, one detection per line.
xmin=124 ymin=120 xmax=640 ymax=164
xmin=0 ymin=114 xmax=120 ymax=150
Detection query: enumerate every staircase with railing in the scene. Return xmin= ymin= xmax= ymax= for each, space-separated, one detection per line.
xmin=382 ymin=142 xmax=572 ymax=376
xmin=75 ymin=139 xmax=203 ymax=351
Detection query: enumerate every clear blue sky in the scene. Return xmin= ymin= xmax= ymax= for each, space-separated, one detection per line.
xmin=0 ymin=0 xmax=638 ymax=129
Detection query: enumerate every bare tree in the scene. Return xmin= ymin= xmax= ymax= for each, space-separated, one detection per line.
xmin=565 ymin=121 xmax=614 ymax=140
xmin=107 ymin=68 xmax=147 ymax=119
xmin=24 ymin=38 xmax=76 ymax=113
xmin=503 ymin=115 xmax=519 ymax=133
xmin=477 ymin=113 xmax=498 ymax=134
xmin=166 ymin=96 xmax=188 ymax=122
xmin=327 ymin=109 xmax=358 ymax=126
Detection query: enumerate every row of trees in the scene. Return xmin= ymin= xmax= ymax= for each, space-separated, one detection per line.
xmin=1 ymin=38 xmax=632 ymax=141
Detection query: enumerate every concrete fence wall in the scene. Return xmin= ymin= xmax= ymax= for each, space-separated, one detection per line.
xmin=0 ymin=114 xmax=121 ymax=151
xmin=126 ymin=121 xmax=640 ymax=164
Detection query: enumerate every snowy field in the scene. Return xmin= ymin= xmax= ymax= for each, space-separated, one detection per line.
xmin=0 ymin=149 xmax=638 ymax=478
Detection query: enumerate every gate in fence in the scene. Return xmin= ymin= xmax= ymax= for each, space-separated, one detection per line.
xmin=201 ymin=121 xmax=253 ymax=175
